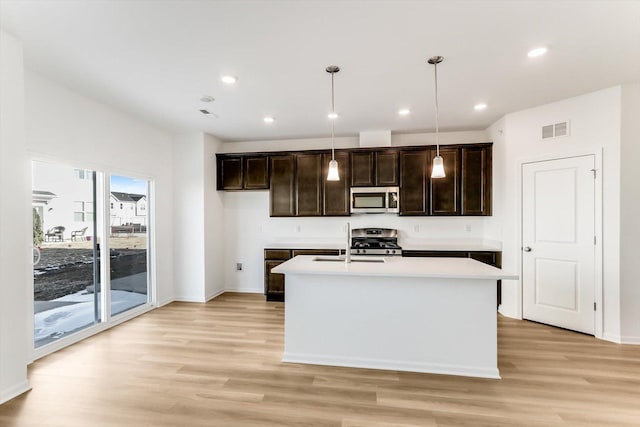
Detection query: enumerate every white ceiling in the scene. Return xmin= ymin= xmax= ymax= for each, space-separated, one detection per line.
xmin=1 ymin=0 xmax=639 ymax=142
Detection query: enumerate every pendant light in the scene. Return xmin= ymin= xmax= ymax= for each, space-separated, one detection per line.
xmin=326 ymin=65 xmax=340 ymax=181
xmin=428 ymin=56 xmax=446 ymax=179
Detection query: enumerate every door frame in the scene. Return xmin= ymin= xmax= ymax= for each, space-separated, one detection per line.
xmin=518 ymin=149 xmax=603 ymax=338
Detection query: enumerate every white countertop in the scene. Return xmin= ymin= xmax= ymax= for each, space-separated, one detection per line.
xmin=272 ymin=255 xmax=517 ymax=280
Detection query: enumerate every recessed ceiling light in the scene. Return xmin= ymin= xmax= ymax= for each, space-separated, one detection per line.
xmin=398 ymin=109 xmax=411 ymax=116
xmin=200 ymin=95 xmax=214 ymax=103
xmin=327 ymin=112 xmax=339 ymax=120
xmin=474 ymin=103 xmax=487 ymax=111
xmin=221 ymin=75 xmax=237 ymax=84
xmin=527 ymin=47 xmax=548 ymax=58
xmin=263 ymin=116 xmax=275 ymax=124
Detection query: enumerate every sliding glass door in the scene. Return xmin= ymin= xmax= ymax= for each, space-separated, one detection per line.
xmin=108 ymin=174 xmax=150 ymax=316
xmin=32 ymin=161 xmax=153 ymax=352
xmin=32 ymin=161 xmax=99 ymax=348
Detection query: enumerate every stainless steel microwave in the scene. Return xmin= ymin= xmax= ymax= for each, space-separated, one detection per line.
xmin=350 ymin=187 xmax=400 ymax=214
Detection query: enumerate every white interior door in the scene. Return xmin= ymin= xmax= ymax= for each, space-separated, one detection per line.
xmin=522 ymin=155 xmax=595 ymax=334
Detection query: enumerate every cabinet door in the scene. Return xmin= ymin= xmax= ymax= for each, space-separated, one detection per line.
xmin=350 ymin=151 xmax=375 ymax=187
xmin=265 ymin=260 xmax=286 ymax=301
xmin=217 ymin=156 xmax=243 ymax=190
xmin=399 ymin=150 xmax=428 ymax=215
xmin=430 ymin=147 xmax=460 ymax=215
xmin=402 ymin=250 xmax=469 ymax=258
xmin=244 ymin=156 xmax=269 ymax=189
xmin=461 ymin=146 xmax=491 ymax=215
xmin=270 ymin=155 xmax=296 ymax=217
xmin=296 ymin=153 xmax=323 ymax=216
xmin=323 ymin=151 xmax=350 ymax=216
xmin=375 ymin=150 xmax=399 ymax=186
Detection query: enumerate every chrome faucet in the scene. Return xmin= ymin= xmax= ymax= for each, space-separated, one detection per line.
xmin=345 ymin=222 xmax=351 ymax=264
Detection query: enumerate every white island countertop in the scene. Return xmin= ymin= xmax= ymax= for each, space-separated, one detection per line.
xmin=272 ymin=255 xmax=517 ymax=281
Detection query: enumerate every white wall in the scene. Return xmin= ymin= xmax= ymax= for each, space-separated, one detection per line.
xmin=487 ymin=86 xmax=623 ymax=340
xmin=24 ymin=71 xmax=176 ymax=306
xmin=0 ymin=29 xmax=31 ymax=404
xmin=218 ymin=130 xmax=489 ymax=153
xmin=222 ymin=191 xmax=490 ymax=294
xmin=619 ymin=83 xmax=640 ymax=343
xmin=173 ymin=132 xmax=225 ymax=301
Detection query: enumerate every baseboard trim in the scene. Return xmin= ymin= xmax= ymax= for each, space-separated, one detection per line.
xmin=224 ymin=288 xmax=262 ymax=294
xmin=0 ymin=380 xmax=31 ymax=405
xmin=173 ymin=296 xmax=207 ymax=303
xmin=282 ymin=352 xmax=500 ymax=380
xmin=602 ymin=333 xmax=622 ymax=344
xmin=620 ymin=335 xmax=640 ymax=345
xmin=205 ymin=289 xmax=225 ymax=302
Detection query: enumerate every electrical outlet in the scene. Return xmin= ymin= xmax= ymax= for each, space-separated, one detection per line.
xmin=414 ymin=224 xmax=420 ymax=233
xmin=296 ymin=225 xmax=301 ymax=233
xmin=236 ymin=263 xmax=243 ymax=271
xmin=465 ymin=224 xmax=472 ymax=232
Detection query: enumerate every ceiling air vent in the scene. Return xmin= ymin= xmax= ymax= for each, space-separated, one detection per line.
xmin=542 ymin=121 xmax=570 ymax=139
xmin=199 ymin=109 xmax=219 ymax=118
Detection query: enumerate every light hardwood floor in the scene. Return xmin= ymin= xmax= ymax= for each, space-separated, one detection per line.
xmin=1 ymin=292 xmax=639 ymax=426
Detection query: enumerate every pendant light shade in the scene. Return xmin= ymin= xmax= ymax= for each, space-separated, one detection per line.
xmin=428 ymin=56 xmax=446 ymax=179
xmin=327 ymin=159 xmax=340 ymax=181
xmin=431 ymin=155 xmax=446 ymax=178
xmin=326 ymin=65 xmax=340 ymax=181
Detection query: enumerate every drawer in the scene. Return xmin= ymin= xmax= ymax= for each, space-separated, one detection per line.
xmin=264 ymin=249 xmax=292 ymax=260
xmin=402 ymin=250 xmax=469 ymax=258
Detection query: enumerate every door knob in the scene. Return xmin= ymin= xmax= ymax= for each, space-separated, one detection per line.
xmin=523 ymin=246 xmax=532 ymax=252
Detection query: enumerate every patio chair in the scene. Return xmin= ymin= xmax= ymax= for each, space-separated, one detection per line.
xmin=45 ymin=226 xmax=65 ymax=242
xmin=71 ymin=226 xmax=88 ymax=241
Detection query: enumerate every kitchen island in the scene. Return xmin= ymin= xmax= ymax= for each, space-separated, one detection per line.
xmin=272 ymin=255 xmax=517 ymax=379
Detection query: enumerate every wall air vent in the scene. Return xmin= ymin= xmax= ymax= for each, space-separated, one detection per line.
xmin=542 ymin=121 xmax=570 ymax=139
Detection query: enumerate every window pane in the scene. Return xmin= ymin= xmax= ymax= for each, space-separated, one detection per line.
xmin=33 ymin=161 xmax=99 ymax=348
xmin=109 ymin=175 xmax=149 ymax=316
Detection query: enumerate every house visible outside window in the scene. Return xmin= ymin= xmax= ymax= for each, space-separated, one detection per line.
xmin=110 ymin=202 xmax=113 ymax=209
xmin=74 ymin=201 xmax=94 ymax=222
xmin=120 ymin=203 xmax=123 ymax=209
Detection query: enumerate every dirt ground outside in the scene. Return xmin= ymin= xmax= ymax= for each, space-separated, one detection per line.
xmin=35 ymin=233 xmax=148 ymax=301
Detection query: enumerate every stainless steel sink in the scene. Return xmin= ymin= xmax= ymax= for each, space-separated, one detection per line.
xmin=312 ymin=256 xmax=385 ymax=263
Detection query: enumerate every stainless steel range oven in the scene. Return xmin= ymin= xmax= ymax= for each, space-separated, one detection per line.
xmin=350 ymin=228 xmax=402 ymax=256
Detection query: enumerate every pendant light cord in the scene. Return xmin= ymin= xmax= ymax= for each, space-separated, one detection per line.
xmin=434 ymin=61 xmax=440 ymax=157
xmin=331 ymin=72 xmax=336 ymax=160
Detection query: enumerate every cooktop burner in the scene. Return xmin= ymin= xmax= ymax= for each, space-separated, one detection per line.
xmin=350 ymin=228 xmax=402 ymax=256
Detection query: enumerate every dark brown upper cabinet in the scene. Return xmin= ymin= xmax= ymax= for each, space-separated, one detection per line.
xmin=399 ymin=149 xmax=428 ymax=215
xmin=244 ymin=156 xmax=269 ymax=189
xmin=217 ymin=155 xmax=243 ymax=190
xmin=350 ymin=150 xmax=399 ymax=187
xmin=217 ymin=154 xmax=269 ymax=190
xmin=375 ymin=150 xmax=399 ymax=186
xmin=461 ymin=146 xmax=492 ymax=216
xmin=429 ymin=147 xmax=461 ymax=215
xmin=323 ymin=151 xmax=350 ymax=216
xmin=269 ymin=155 xmax=296 ymax=217
xmin=295 ymin=153 xmax=323 ymax=216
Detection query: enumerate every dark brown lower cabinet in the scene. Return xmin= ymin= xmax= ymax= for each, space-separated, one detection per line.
xmin=264 ymin=248 xmax=339 ymax=301
xmin=402 ymin=250 xmax=503 ymax=307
